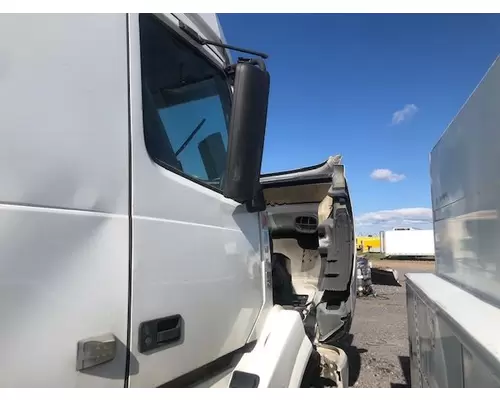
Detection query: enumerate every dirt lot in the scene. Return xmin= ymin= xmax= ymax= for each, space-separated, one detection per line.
xmin=339 ymin=258 xmax=435 ymax=388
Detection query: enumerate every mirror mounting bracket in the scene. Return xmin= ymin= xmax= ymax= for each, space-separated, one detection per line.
xmin=245 ymin=186 xmax=266 ymax=213
xmin=225 ymin=57 xmax=267 ymax=83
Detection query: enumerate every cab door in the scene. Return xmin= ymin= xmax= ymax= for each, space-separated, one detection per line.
xmin=127 ymin=13 xmax=264 ymax=387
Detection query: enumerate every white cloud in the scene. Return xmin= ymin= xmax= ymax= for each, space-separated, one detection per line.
xmin=370 ymin=168 xmax=406 ymax=182
xmin=355 ymin=207 xmax=432 ymax=232
xmin=391 ymin=104 xmax=418 ymax=125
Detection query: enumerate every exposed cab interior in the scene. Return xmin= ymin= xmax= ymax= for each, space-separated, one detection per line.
xmin=261 ymin=155 xmax=356 ymax=344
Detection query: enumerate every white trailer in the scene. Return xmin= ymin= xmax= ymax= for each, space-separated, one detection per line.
xmin=381 ymin=229 xmax=435 ymax=257
xmin=406 ymin=55 xmax=500 ymax=387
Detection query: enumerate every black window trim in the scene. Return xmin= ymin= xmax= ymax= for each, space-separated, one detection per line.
xmin=139 ymin=13 xmax=235 ymax=198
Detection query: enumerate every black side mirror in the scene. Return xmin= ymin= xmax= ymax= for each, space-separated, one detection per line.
xmin=223 ymin=60 xmax=270 ymax=208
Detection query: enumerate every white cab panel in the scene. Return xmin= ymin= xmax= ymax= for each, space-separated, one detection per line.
xmin=232 ymin=306 xmax=312 ymax=388
xmin=0 ymin=14 xmax=129 ymax=214
xmin=0 ymin=14 xmax=129 ymax=387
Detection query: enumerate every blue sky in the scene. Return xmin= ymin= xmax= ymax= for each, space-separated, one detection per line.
xmin=219 ymin=13 xmax=500 ymax=233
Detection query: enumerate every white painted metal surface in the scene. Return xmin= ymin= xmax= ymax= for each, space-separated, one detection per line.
xmin=232 ymin=306 xmax=312 ymax=387
xmin=0 ymin=12 xmax=270 ymax=388
xmin=0 ymin=14 xmax=130 ymax=387
xmin=382 ymin=229 xmax=435 ymax=257
xmin=406 ymin=273 xmax=500 ymax=387
xmin=431 ymin=56 xmax=500 ymax=305
xmin=0 ymin=12 xmax=332 ymax=388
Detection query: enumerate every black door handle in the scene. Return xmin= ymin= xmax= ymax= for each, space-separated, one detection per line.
xmin=139 ymin=314 xmax=183 ymax=353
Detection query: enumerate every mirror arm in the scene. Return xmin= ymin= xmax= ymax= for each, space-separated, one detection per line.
xmin=178 ymin=21 xmax=269 ymax=60
xmin=245 ymin=185 xmax=266 ymax=213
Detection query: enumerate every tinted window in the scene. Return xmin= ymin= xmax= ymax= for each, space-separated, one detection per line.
xmin=139 ymin=14 xmax=231 ymax=190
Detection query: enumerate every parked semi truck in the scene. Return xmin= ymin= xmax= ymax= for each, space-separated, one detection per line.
xmin=406 ymin=56 xmax=500 ymax=387
xmin=0 ymin=13 xmax=356 ymax=388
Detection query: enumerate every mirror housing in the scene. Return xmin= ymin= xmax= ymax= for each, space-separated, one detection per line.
xmin=223 ymin=60 xmax=270 ymax=210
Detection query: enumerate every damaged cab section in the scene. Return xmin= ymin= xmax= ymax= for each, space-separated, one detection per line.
xmin=261 ymin=155 xmax=356 ymax=345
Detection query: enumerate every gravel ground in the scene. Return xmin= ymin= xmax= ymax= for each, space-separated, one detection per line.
xmin=339 ymin=260 xmax=435 ymax=388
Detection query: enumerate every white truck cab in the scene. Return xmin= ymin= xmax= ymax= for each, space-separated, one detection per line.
xmin=0 ymin=13 xmax=355 ymax=388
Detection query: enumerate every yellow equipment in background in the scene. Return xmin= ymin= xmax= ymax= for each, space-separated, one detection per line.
xmin=356 ymin=235 xmax=381 ymax=253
